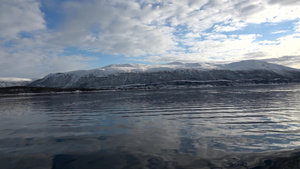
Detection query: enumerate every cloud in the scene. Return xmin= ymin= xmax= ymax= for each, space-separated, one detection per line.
xmin=271 ymin=30 xmax=289 ymax=34
xmin=234 ymin=1 xmax=265 ymax=18
xmin=244 ymin=52 xmax=267 ymax=59
xmin=0 ymin=0 xmax=45 ymax=39
xmin=213 ymin=22 xmax=247 ymax=32
xmin=264 ymin=56 xmax=300 ymax=69
xmin=1 ymin=0 xmax=300 ymax=78
xmin=268 ymin=0 xmax=300 ymax=6
xmin=52 ymin=0 xmax=178 ymax=56
xmin=40 ymin=0 xmax=300 ymax=58
xmin=141 ymin=31 xmax=300 ymax=69
xmin=50 ymin=0 xmax=300 ymax=57
xmin=140 ymin=34 xmax=262 ymax=63
xmin=0 ymin=46 xmax=94 ymax=78
xmin=295 ymin=21 xmax=300 ymax=32
xmin=0 ymin=0 xmax=97 ymax=78
xmin=188 ymin=34 xmax=262 ymax=60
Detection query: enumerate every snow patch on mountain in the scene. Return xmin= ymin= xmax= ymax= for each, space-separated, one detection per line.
xmin=60 ymin=60 xmax=297 ymax=78
xmin=98 ymin=62 xmax=220 ymax=74
xmin=54 ymin=62 xmax=220 ymax=79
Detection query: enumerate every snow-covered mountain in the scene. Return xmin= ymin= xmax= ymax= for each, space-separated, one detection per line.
xmin=28 ymin=60 xmax=300 ymax=89
xmin=0 ymin=77 xmax=32 ymax=88
xmin=221 ymin=60 xmax=295 ymax=74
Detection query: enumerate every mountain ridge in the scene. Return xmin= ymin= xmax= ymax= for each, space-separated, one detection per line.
xmin=28 ymin=60 xmax=300 ymax=89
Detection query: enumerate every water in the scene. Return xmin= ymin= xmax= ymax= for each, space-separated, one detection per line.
xmin=1 ymin=84 xmax=300 ymax=168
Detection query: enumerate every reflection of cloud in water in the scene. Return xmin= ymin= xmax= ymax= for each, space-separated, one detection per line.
xmin=1 ymin=148 xmax=300 ymax=169
xmin=1 ymin=85 xmax=300 ymax=168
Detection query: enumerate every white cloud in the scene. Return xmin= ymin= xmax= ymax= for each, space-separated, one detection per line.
xmin=268 ymin=0 xmax=300 ymax=6
xmin=261 ymin=34 xmax=300 ymax=58
xmin=271 ymin=30 xmax=289 ymax=34
xmin=295 ymin=21 xmax=300 ymax=32
xmin=0 ymin=47 xmax=94 ymax=78
xmin=48 ymin=0 xmax=277 ymax=57
xmin=52 ymin=0 xmax=178 ymax=56
xmin=43 ymin=0 xmax=300 ymax=60
xmin=141 ymin=32 xmax=300 ymax=69
xmin=213 ymin=22 xmax=247 ymax=32
xmin=2 ymin=0 xmax=300 ymax=78
xmin=0 ymin=0 xmax=97 ymax=78
xmin=232 ymin=1 xmax=300 ymax=24
xmin=189 ymin=34 xmax=262 ymax=61
xmin=0 ymin=0 xmax=45 ymax=39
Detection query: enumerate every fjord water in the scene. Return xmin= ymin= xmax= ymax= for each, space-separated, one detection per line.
xmin=0 ymin=85 xmax=300 ymax=168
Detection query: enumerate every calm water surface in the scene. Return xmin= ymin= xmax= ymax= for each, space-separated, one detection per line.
xmin=1 ymin=84 xmax=300 ymax=168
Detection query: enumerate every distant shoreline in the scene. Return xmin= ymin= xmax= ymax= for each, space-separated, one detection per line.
xmin=0 ymin=82 xmax=299 ymax=95
xmin=0 ymin=86 xmax=105 ymax=95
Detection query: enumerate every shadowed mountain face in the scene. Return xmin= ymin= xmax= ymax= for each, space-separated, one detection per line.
xmin=28 ymin=60 xmax=300 ymax=89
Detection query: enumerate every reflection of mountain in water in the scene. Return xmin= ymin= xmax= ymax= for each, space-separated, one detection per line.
xmin=1 ymin=148 xmax=300 ymax=169
xmin=1 ymin=85 xmax=300 ymax=168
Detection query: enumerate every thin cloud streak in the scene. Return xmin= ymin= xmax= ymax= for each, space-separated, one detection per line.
xmin=271 ymin=30 xmax=289 ymax=34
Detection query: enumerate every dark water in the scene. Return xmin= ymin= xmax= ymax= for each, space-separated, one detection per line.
xmin=1 ymin=85 xmax=300 ymax=169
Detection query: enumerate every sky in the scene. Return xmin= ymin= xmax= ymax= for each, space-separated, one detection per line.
xmin=0 ymin=0 xmax=300 ymax=78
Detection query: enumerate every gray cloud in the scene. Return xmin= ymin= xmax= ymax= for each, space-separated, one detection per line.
xmin=240 ymin=4 xmax=264 ymax=16
xmin=0 ymin=47 xmax=92 ymax=78
xmin=268 ymin=0 xmax=300 ymax=6
xmin=188 ymin=0 xmax=209 ymax=9
xmin=234 ymin=0 xmax=265 ymax=18
xmin=244 ymin=52 xmax=267 ymax=59
xmin=202 ymin=0 xmax=227 ymax=9
xmin=263 ymin=56 xmax=300 ymax=69
xmin=0 ymin=0 xmax=45 ymax=39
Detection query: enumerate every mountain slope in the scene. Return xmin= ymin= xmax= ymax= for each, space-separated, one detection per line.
xmin=0 ymin=77 xmax=32 ymax=88
xmin=28 ymin=60 xmax=300 ymax=89
xmin=221 ymin=60 xmax=295 ymax=74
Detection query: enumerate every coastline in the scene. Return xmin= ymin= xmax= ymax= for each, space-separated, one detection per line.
xmin=0 ymin=81 xmax=299 ymax=96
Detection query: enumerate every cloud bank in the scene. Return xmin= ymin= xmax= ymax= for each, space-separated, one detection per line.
xmin=0 ymin=0 xmax=300 ymax=77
